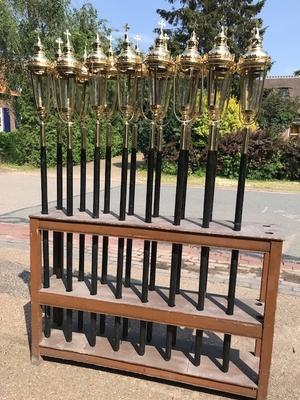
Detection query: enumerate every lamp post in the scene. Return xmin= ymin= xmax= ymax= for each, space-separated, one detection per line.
xmin=53 ymin=29 xmax=78 ymax=342
xmin=114 ymin=24 xmax=139 ymax=351
xmin=86 ymin=33 xmax=109 ymax=346
xmin=196 ymin=26 xmax=235 ymax=365
xmin=75 ymin=46 xmax=89 ymax=332
xmin=165 ymin=31 xmax=203 ymax=360
xmin=52 ymin=37 xmax=64 ymax=328
xmin=222 ymin=26 xmax=271 ymax=372
xmin=140 ymin=20 xmax=174 ymax=354
xmin=101 ymin=34 xmax=118 ymax=329
xmin=28 ymin=33 xmax=52 ymax=337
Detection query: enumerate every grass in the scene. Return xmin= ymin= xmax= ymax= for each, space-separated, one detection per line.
xmin=136 ymin=168 xmax=300 ymax=193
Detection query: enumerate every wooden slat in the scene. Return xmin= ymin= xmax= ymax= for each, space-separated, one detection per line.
xmin=39 ymin=279 xmax=263 ymax=339
xmin=29 ymin=209 xmax=283 ymax=252
xmin=40 ymin=329 xmax=258 ymax=398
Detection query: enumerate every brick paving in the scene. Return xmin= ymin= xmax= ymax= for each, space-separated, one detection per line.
xmin=1 ymin=221 xmax=299 ymax=296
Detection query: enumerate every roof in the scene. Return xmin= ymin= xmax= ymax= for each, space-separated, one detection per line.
xmin=264 ymin=76 xmax=300 ymax=99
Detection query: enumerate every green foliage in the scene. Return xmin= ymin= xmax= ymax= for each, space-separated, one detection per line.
xmin=160 ymin=130 xmax=300 ymax=181
xmin=294 ymin=69 xmax=300 ymax=77
xmin=258 ymin=90 xmax=300 ymax=136
xmin=157 ymin=0 xmax=266 ymax=58
xmin=0 ymin=1 xmax=124 ymax=166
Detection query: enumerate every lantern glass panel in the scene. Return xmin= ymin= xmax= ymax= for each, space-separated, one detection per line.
xmin=118 ymin=70 xmax=137 ymax=118
xmin=175 ymin=68 xmax=200 ymax=120
xmin=90 ymin=74 xmax=107 ymax=114
xmin=75 ymin=82 xmax=89 ymax=119
xmin=148 ymin=67 xmax=172 ymax=121
xmin=31 ymin=73 xmax=50 ymax=115
xmin=56 ymin=74 xmax=76 ymax=118
xmin=240 ymin=69 xmax=266 ymax=122
xmin=105 ymin=77 xmax=117 ymax=116
xmin=207 ymin=66 xmax=232 ymax=120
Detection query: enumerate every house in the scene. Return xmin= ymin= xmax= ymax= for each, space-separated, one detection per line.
xmin=0 ymin=78 xmax=18 ymax=132
xmin=264 ymin=76 xmax=300 ymax=138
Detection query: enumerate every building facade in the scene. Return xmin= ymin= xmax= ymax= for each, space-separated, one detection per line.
xmin=264 ymin=76 xmax=300 ymax=138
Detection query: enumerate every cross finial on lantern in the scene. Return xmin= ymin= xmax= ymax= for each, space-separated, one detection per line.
xmin=158 ymin=18 xmax=166 ymax=36
xmin=64 ymin=29 xmax=71 ymax=48
xmin=134 ymin=34 xmax=141 ymax=52
xmin=124 ymin=23 xmax=130 ymax=33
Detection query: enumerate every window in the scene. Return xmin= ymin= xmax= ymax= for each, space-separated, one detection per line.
xmin=0 ymin=108 xmax=3 ymax=131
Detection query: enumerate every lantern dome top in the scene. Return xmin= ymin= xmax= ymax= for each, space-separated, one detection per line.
xmin=77 ymin=46 xmax=89 ymax=83
xmin=28 ymin=33 xmax=52 ymax=75
xmin=177 ymin=31 xmax=202 ymax=71
xmin=117 ymin=24 xmax=139 ymax=71
xmin=55 ymin=30 xmax=79 ymax=76
xmin=145 ymin=20 xmax=173 ymax=72
xmin=207 ymin=26 xmax=235 ymax=68
xmin=86 ymin=33 xmax=108 ymax=73
xmin=238 ymin=27 xmax=271 ymax=71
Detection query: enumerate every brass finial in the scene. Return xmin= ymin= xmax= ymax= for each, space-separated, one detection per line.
xmin=64 ymin=29 xmax=72 ymax=51
xmin=123 ymin=23 xmax=130 ymax=42
xmin=29 ymin=31 xmax=51 ymax=74
xmin=207 ymin=25 xmax=234 ymax=66
xmin=134 ymin=34 xmax=141 ymax=54
xmin=177 ymin=30 xmax=202 ymax=70
xmin=158 ymin=18 xmax=166 ymax=38
xmin=55 ymin=37 xmax=63 ymax=59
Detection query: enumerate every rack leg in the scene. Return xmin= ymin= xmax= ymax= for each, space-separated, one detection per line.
xmin=30 ymin=220 xmax=43 ymax=364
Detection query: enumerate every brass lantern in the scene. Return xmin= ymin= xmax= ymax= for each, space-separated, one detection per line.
xmin=174 ymin=31 xmax=203 ymax=149
xmin=116 ymin=25 xmax=139 ymax=124
xmin=206 ymin=26 xmax=235 ymax=149
xmin=28 ymin=34 xmax=52 ymax=127
xmin=87 ymin=33 xmax=109 ymax=122
xmin=238 ymin=27 xmax=271 ymax=129
xmin=144 ymin=20 xmax=174 ymax=125
xmin=75 ymin=46 xmax=89 ymax=122
xmin=54 ymin=30 xmax=78 ymax=125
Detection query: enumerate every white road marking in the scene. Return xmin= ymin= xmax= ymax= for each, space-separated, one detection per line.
xmin=262 ymin=206 xmax=268 ymax=214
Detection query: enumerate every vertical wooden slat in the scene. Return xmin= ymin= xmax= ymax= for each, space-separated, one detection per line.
xmin=255 ymin=252 xmax=270 ymax=356
xmin=30 ymin=219 xmax=43 ymax=364
xmin=256 ymin=241 xmax=282 ymax=400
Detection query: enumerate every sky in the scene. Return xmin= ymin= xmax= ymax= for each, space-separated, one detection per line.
xmin=71 ymin=0 xmax=300 ymax=77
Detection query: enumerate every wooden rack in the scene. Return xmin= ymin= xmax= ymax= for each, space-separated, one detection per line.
xmin=30 ymin=210 xmax=282 ymax=400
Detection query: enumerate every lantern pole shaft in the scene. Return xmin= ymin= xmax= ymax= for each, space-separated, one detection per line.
xmin=124 ymin=122 xmax=138 ymax=294
xmin=100 ymin=121 xmax=112 ymax=333
xmin=90 ymin=119 xmax=101 ymax=346
xmin=53 ymin=121 xmax=64 ymax=327
xmin=64 ymin=121 xmax=74 ymax=341
xmin=141 ymin=121 xmax=156 ymax=345
xmin=166 ymin=122 xmax=190 ymax=358
xmin=39 ymin=119 xmax=51 ymax=337
xmin=153 ymin=124 xmax=163 ymax=217
xmin=77 ymin=121 xmax=87 ymax=330
xmin=119 ymin=121 xmax=129 ymax=221
xmin=195 ymin=121 xmax=218 ymax=364
xmin=223 ymin=126 xmax=250 ymax=372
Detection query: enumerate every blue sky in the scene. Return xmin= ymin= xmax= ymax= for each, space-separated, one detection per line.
xmin=71 ymin=0 xmax=300 ymax=76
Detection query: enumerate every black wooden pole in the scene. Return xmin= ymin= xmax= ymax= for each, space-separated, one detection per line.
xmin=223 ymin=127 xmax=250 ymax=372
xmin=53 ymin=122 xmax=64 ymax=327
xmin=90 ymin=119 xmax=101 ymax=347
xmin=153 ymin=125 xmax=163 ymax=217
xmin=39 ymin=120 xmax=51 ymax=337
xmin=166 ymin=123 xmax=190 ymax=359
xmin=65 ymin=121 xmax=73 ymax=342
xmin=124 ymin=122 xmax=138 ymax=293
xmin=195 ymin=122 xmax=218 ymax=365
xmin=115 ymin=121 xmax=129 ymax=349
xmin=78 ymin=122 xmax=86 ymax=331
xmin=142 ymin=122 xmax=156 ymax=344
xmin=101 ymin=122 xmax=112 ymax=333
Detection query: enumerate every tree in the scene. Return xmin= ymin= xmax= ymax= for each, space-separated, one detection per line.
xmin=157 ymin=0 xmax=266 ymax=58
xmin=257 ymin=89 xmax=300 ymax=136
xmin=294 ymin=70 xmax=300 ymax=77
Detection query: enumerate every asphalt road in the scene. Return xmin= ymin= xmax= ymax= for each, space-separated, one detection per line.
xmin=0 ymin=178 xmax=299 ymax=259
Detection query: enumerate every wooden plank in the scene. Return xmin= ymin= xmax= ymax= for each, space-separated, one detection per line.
xmin=39 ymin=279 xmax=263 ymax=338
xmin=30 ymin=219 xmax=43 ymax=364
xmin=256 ymin=241 xmax=282 ymax=400
xmin=30 ymin=219 xmax=277 ymax=254
xmin=40 ymin=329 xmax=258 ymax=398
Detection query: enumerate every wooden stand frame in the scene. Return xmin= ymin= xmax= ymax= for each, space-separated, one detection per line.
xmin=30 ymin=210 xmax=282 ymax=400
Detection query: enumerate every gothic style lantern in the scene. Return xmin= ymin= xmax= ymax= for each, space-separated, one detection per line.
xmin=116 ymin=24 xmax=140 ymax=221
